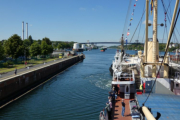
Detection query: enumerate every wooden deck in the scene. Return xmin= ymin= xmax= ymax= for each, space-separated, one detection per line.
xmin=113 ymin=96 xmax=132 ymax=120
xmin=112 ymin=95 xmax=133 ymax=120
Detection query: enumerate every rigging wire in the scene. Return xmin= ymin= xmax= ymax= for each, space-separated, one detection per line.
xmin=137 ymin=0 xmax=146 ymax=41
xmin=167 ymin=0 xmax=173 ymax=13
xmin=143 ymin=7 xmax=180 ymax=105
xmin=122 ymin=0 xmax=133 ymax=36
xmin=141 ymin=29 xmax=145 ymax=43
xmin=161 ymin=0 xmax=180 ymax=44
xmin=168 ymin=0 xmax=179 ymax=45
xmin=129 ymin=1 xmax=151 ymax=44
xmin=162 ymin=26 xmax=166 ymax=43
xmin=129 ymin=10 xmax=145 ymax=43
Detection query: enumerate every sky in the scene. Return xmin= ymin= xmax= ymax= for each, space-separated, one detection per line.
xmin=0 ymin=0 xmax=180 ymax=44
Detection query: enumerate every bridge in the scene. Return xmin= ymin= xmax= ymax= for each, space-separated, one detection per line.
xmin=79 ymin=42 xmax=143 ymax=44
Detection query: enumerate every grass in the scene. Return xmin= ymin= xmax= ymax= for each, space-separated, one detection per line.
xmin=0 ymin=58 xmax=57 ymax=73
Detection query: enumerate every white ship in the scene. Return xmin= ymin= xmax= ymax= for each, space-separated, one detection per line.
xmin=100 ymin=0 xmax=180 ymax=120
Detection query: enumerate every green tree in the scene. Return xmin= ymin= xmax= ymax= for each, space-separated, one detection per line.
xmin=23 ymin=39 xmax=31 ymax=48
xmin=41 ymin=41 xmax=49 ymax=56
xmin=42 ymin=37 xmax=52 ymax=45
xmin=159 ymin=43 xmax=166 ymax=51
xmin=37 ymin=39 xmax=41 ymax=45
xmin=69 ymin=41 xmax=75 ymax=48
xmin=52 ymin=42 xmax=58 ymax=50
xmin=0 ymin=42 xmax=4 ymax=60
xmin=23 ymin=39 xmax=31 ymax=59
xmin=4 ymin=34 xmax=24 ymax=59
xmin=24 ymin=46 xmax=30 ymax=59
xmin=30 ymin=42 xmax=41 ymax=57
xmin=48 ymin=44 xmax=53 ymax=53
xmin=57 ymin=43 xmax=63 ymax=49
xmin=169 ymin=47 xmax=176 ymax=52
xmin=28 ymin=35 xmax=33 ymax=45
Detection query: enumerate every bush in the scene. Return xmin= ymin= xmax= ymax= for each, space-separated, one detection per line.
xmin=3 ymin=62 xmax=8 ymax=68
xmin=2 ymin=61 xmax=14 ymax=68
xmin=7 ymin=60 xmax=13 ymax=65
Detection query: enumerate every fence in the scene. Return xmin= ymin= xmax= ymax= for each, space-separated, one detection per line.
xmin=170 ymin=55 xmax=180 ymax=64
xmin=0 ymin=55 xmax=58 ymax=69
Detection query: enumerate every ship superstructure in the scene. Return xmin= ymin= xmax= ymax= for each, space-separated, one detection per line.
xmin=100 ymin=0 xmax=180 ymax=120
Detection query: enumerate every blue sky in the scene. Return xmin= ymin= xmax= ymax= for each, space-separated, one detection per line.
xmin=0 ymin=0 xmax=179 ymax=44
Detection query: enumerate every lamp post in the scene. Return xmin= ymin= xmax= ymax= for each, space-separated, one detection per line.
xmin=24 ymin=49 xmax=26 ymax=67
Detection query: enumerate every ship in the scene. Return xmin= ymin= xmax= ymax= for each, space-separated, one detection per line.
xmin=100 ymin=48 xmax=106 ymax=52
xmin=100 ymin=0 xmax=180 ymax=120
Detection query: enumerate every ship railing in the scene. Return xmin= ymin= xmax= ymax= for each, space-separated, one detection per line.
xmin=132 ymin=71 xmax=135 ymax=81
xmin=175 ymin=72 xmax=180 ymax=80
xmin=99 ymin=109 xmax=109 ymax=120
xmin=115 ymin=74 xmax=134 ymax=82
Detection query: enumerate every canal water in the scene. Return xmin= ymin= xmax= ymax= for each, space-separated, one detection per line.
xmin=0 ymin=49 xmax=116 ymax=120
xmin=0 ymin=49 xmax=172 ymax=120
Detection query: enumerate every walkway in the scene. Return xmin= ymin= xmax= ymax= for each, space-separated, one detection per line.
xmin=113 ymin=96 xmax=132 ymax=120
xmin=0 ymin=56 xmax=75 ymax=81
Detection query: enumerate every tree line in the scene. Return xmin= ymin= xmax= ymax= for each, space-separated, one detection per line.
xmin=0 ymin=34 xmax=75 ymax=61
xmin=109 ymin=43 xmax=179 ymax=52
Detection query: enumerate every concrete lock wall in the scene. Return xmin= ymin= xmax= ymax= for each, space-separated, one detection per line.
xmin=0 ymin=55 xmax=84 ymax=106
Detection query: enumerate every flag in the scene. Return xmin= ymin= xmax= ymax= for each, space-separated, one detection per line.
xmin=133 ymin=9 xmax=135 ymax=12
xmin=130 ymin=18 xmax=133 ymax=21
xmin=134 ymin=3 xmax=136 ymax=7
xmin=128 ymin=29 xmax=129 ymax=31
xmin=127 ymin=32 xmax=130 ymax=36
xmin=136 ymin=0 xmax=138 ymax=1
xmin=150 ymin=0 xmax=153 ymax=15
xmin=129 ymin=23 xmax=131 ymax=26
xmin=132 ymin=12 xmax=134 ymax=15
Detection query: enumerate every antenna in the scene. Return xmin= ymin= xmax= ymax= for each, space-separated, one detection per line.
xmin=26 ymin=23 xmax=28 ymax=39
xmin=22 ymin=21 xmax=24 ymax=40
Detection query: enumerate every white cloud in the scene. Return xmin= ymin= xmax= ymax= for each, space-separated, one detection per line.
xmin=79 ymin=7 xmax=86 ymax=11
xmin=142 ymin=20 xmax=152 ymax=24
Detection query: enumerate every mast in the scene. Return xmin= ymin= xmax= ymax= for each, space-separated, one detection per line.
xmin=120 ymin=34 xmax=124 ymax=62
xmin=141 ymin=0 xmax=149 ymax=78
xmin=165 ymin=0 xmax=179 ymax=53
xmin=164 ymin=0 xmax=179 ymax=78
xmin=152 ymin=0 xmax=158 ymax=78
xmin=26 ymin=23 xmax=28 ymax=39
xmin=144 ymin=0 xmax=149 ymax=63
xmin=22 ymin=21 xmax=24 ymax=40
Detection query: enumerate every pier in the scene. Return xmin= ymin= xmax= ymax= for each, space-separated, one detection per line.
xmin=0 ymin=55 xmax=84 ymax=108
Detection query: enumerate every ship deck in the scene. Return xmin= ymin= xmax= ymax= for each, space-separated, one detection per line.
xmin=137 ymin=94 xmax=180 ymax=120
xmin=112 ymin=95 xmax=133 ymax=120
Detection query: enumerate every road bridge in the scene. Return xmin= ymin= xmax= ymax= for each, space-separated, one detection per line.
xmin=79 ymin=42 xmax=144 ymax=44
